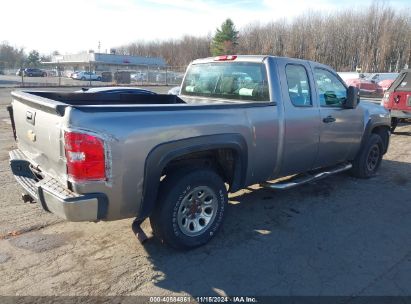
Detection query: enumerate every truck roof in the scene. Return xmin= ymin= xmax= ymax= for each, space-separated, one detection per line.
xmin=190 ymin=55 xmax=335 ymax=79
xmin=192 ymin=55 xmax=269 ymax=64
xmin=191 ymin=55 xmax=327 ymax=68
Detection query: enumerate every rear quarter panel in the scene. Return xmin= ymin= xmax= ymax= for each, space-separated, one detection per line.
xmin=68 ymin=104 xmax=279 ymax=220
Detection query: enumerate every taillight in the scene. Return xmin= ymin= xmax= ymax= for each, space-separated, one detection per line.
xmin=214 ymin=55 xmax=237 ymax=61
xmin=382 ymin=92 xmax=391 ymax=106
xmin=64 ymin=131 xmax=106 ymax=182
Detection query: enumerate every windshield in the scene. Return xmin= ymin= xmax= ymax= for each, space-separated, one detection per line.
xmin=181 ymin=62 xmax=270 ymax=102
xmin=388 ymin=71 xmax=411 ymax=92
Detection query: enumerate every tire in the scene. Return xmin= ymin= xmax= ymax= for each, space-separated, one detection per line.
xmin=28 ymin=73 xmax=33 ymax=77
xmin=81 ymin=77 xmax=86 ymax=81
xmin=391 ymin=117 xmax=398 ymax=133
xmin=97 ymin=77 xmax=102 ymax=81
xmin=351 ymin=133 xmax=383 ymax=178
xmin=150 ymin=168 xmax=228 ymax=250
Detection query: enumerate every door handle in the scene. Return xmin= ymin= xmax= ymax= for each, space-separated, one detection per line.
xmin=322 ymin=115 xmax=336 ymax=123
xmin=26 ymin=111 xmax=35 ymax=125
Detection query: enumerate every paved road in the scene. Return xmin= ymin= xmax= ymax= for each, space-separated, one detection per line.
xmin=0 ymin=87 xmax=410 ymax=297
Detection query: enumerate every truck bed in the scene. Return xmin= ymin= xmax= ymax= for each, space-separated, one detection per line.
xmin=11 ymin=90 xmax=270 ymax=116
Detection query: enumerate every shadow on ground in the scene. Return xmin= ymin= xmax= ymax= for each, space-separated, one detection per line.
xmin=141 ymin=159 xmax=411 ymax=297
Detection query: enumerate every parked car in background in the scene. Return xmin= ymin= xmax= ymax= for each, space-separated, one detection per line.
xmin=23 ymin=68 xmax=47 ymax=77
xmin=342 ymin=72 xmax=399 ymax=96
xmin=45 ymin=69 xmax=59 ymax=77
xmin=68 ymin=71 xmax=78 ymax=78
xmin=378 ymin=79 xmax=395 ymax=93
xmin=345 ymin=78 xmax=380 ymax=96
xmin=131 ymin=72 xmax=147 ymax=81
xmin=366 ymin=73 xmax=399 ymax=84
xmin=16 ymin=68 xmax=24 ymax=76
xmin=168 ymin=86 xmax=181 ymax=95
xmin=71 ymin=71 xmax=102 ymax=81
xmin=381 ymin=69 xmax=411 ymax=132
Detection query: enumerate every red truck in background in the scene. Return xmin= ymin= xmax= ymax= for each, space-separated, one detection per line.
xmin=381 ymin=69 xmax=411 ymax=132
xmin=344 ymin=73 xmax=398 ymax=97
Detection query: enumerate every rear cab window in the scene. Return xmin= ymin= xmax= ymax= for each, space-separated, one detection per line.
xmin=181 ymin=62 xmax=270 ymax=102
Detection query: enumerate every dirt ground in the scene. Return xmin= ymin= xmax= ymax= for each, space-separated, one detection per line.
xmin=0 ymin=87 xmax=410 ymax=297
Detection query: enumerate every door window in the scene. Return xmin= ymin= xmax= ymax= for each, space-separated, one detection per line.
xmin=285 ymin=64 xmax=312 ymax=107
xmin=314 ymin=68 xmax=347 ymax=107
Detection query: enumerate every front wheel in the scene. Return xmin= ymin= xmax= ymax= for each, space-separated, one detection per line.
xmin=351 ymin=133 xmax=383 ymax=178
xmin=97 ymin=76 xmax=102 ymax=81
xmin=150 ymin=168 xmax=228 ymax=249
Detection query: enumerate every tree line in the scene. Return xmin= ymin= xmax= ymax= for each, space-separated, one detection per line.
xmin=118 ymin=2 xmax=410 ymax=72
xmin=1 ymin=2 xmax=409 ymax=73
xmin=0 ymin=42 xmax=55 ymax=70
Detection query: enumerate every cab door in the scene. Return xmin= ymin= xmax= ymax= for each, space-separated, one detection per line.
xmin=310 ymin=65 xmax=363 ymax=168
xmin=277 ymin=59 xmax=321 ymax=177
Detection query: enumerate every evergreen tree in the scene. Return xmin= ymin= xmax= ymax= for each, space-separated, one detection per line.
xmin=211 ymin=19 xmax=239 ymax=56
xmin=26 ymin=50 xmax=40 ymax=67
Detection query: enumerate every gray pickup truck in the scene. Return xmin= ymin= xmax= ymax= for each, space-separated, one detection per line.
xmin=8 ymin=55 xmax=391 ymax=249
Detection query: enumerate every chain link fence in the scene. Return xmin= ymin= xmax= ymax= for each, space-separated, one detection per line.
xmin=0 ymin=65 xmax=391 ymax=100
xmin=0 ymin=65 xmax=187 ymax=88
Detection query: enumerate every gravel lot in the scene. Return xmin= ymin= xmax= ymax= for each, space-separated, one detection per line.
xmin=0 ymin=87 xmax=410 ymax=297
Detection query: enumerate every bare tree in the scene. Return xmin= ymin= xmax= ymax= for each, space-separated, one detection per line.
xmin=117 ymin=2 xmax=410 ymax=71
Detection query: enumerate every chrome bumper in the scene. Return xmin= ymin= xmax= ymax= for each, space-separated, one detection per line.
xmin=9 ymin=149 xmax=107 ymax=222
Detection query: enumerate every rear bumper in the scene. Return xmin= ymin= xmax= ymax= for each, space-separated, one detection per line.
xmin=9 ymin=149 xmax=107 ymax=222
xmin=391 ymin=110 xmax=411 ymax=119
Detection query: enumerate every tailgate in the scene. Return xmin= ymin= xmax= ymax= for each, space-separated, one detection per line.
xmin=10 ymin=94 xmax=67 ymax=184
xmin=392 ymin=91 xmax=411 ymax=111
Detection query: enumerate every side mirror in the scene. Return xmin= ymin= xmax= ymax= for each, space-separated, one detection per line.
xmin=344 ymin=86 xmax=359 ymax=109
xmin=324 ymin=91 xmax=340 ymax=105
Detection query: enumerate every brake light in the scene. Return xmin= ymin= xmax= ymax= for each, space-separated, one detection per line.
xmin=214 ymin=55 xmax=237 ymax=61
xmin=64 ymin=131 xmax=106 ymax=182
xmin=382 ymin=92 xmax=391 ymax=105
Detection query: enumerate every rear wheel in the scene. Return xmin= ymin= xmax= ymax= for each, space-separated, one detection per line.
xmin=81 ymin=76 xmax=86 ymax=80
xmin=97 ymin=76 xmax=102 ymax=81
xmin=150 ymin=168 xmax=228 ymax=249
xmin=351 ymin=133 xmax=383 ymax=178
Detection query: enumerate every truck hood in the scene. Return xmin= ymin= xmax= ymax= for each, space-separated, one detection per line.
xmin=359 ymin=100 xmax=391 ymax=126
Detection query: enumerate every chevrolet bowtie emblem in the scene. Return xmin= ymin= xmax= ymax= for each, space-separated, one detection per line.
xmin=27 ymin=130 xmax=36 ymax=142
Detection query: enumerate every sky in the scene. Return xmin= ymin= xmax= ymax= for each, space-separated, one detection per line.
xmin=0 ymin=0 xmax=410 ymax=55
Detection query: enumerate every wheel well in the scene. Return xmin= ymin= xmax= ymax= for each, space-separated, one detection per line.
xmin=161 ymin=148 xmax=240 ymax=191
xmin=371 ymin=126 xmax=390 ymax=154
